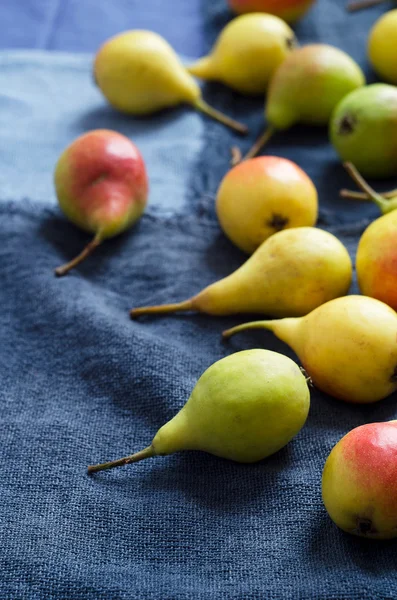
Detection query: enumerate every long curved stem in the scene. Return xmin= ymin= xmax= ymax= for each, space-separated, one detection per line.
xmin=55 ymin=232 xmax=102 ymax=277
xmin=130 ymin=299 xmax=194 ymax=319
xmin=223 ymin=320 xmax=272 ymax=339
xmin=340 ymin=188 xmax=397 ymax=201
xmin=194 ymin=98 xmax=248 ymax=135
xmin=88 ymin=446 xmax=154 ymax=474
xmin=347 ymin=0 xmax=386 ymax=11
xmin=343 ymin=162 xmax=387 ymax=212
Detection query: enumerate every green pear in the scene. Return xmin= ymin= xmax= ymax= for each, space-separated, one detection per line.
xmin=239 ymin=44 xmax=365 ymax=162
xmin=330 ymin=84 xmax=397 ymax=179
xmin=88 ymin=349 xmax=310 ymax=473
xmin=94 ymin=30 xmax=247 ymax=133
xmin=130 ymin=227 xmax=352 ymax=319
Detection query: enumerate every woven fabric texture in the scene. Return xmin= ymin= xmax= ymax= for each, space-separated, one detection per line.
xmin=1 ymin=1 xmax=397 ymax=599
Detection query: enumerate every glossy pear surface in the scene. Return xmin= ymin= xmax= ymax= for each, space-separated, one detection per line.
xmin=369 ymin=9 xmax=397 ymax=86
xmin=357 ymin=211 xmax=397 ymax=310
xmin=89 ymin=350 xmax=310 ymax=470
xmin=225 ymin=296 xmax=397 ymax=403
xmin=228 ymin=0 xmax=316 ymax=23
xmin=188 ymin=14 xmax=297 ymax=95
xmin=216 ymin=156 xmax=318 ymax=253
xmin=94 ymin=30 xmax=200 ymax=114
xmin=267 ymin=45 xmax=365 ymax=130
xmin=322 ymin=421 xmax=397 ymax=539
xmin=330 ymin=84 xmax=397 ymax=179
xmin=55 ymin=129 xmax=148 ymax=239
xmin=131 ymin=227 xmax=352 ymax=319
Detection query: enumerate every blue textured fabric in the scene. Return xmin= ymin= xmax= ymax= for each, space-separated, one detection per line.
xmin=1 ymin=1 xmax=397 ymax=599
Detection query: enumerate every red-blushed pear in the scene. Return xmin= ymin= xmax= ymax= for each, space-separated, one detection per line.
xmin=228 ymin=0 xmax=316 ymax=23
xmin=342 ymin=163 xmax=397 ymax=311
xmin=322 ymin=422 xmax=397 ymax=539
xmin=54 ymin=129 xmax=148 ymax=277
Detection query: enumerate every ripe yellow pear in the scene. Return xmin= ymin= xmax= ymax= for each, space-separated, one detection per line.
xmin=368 ymin=9 xmax=397 ymax=85
xmin=94 ymin=30 xmax=247 ymax=133
xmin=322 ymin=421 xmax=397 ymax=539
xmin=188 ymin=13 xmax=297 ymax=95
xmin=223 ymin=295 xmax=397 ymax=404
xmin=216 ymin=156 xmax=318 ymax=254
xmin=88 ymin=349 xmax=310 ymax=473
xmin=130 ymin=227 xmax=352 ymax=320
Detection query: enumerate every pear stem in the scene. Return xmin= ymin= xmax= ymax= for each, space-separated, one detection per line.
xmin=347 ymin=0 xmax=386 ymax=11
xmin=343 ymin=162 xmax=387 ymax=212
xmin=130 ymin=298 xmax=195 ymax=319
xmin=236 ymin=127 xmax=275 ymax=165
xmin=194 ymin=98 xmax=248 ymax=135
xmin=55 ymin=232 xmax=102 ymax=277
xmin=223 ymin=320 xmax=272 ymax=339
xmin=88 ymin=446 xmax=154 ymax=474
xmin=340 ymin=188 xmax=397 ymax=201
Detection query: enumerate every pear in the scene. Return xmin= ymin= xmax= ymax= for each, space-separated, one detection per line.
xmin=322 ymin=421 xmax=397 ymax=539
xmin=130 ymin=227 xmax=352 ymax=319
xmin=54 ymin=129 xmax=148 ymax=276
xmin=187 ymin=13 xmax=297 ymax=96
xmin=94 ymin=30 xmax=247 ymax=134
xmin=369 ymin=10 xmax=397 ymax=85
xmin=216 ymin=156 xmax=318 ymax=254
xmin=342 ymin=163 xmax=397 ymax=311
xmin=238 ymin=44 xmax=365 ymax=162
xmin=88 ymin=349 xmax=310 ymax=473
xmin=223 ymin=295 xmax=397 ymax=404
xmin=330 ymin=85 xmax=397 ymax=179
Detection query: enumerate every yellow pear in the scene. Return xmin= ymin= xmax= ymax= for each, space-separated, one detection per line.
xmin=94 ymin=30 xmax=247 ymax=133
xmin=88 ymin=349 xmax=310 ymax=473
xmin=130 ymin=227 xmax=352 ymax=319
xmin=188 ymin=13 xmax=297 ymax=95
xmin=368 ymin=9 xmax=397 ymax=86
xmin=223 ymin=295 xmax=397 ymax=404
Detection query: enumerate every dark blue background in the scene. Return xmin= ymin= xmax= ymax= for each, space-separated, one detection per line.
xmin=1 ymin=1 xmax=397 ymax=599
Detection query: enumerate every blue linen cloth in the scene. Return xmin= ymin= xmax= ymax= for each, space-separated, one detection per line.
xmin=1 ymin=1 xmax=397 ymax=599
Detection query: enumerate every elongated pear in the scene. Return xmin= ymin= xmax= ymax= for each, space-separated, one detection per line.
xmin=188 ymin=13 xmax=297 ymax=95
xmin=94 ymin=30 xmax=247 ymax=133
xmin=237 ymin=44 xmax=365 ymax=162
xmin=88 ymin=349 xmax=310 ymax=473
xmin=130 ymin=227 xmax=352 ymax=320
xmin=223 ymin=295 xmax=397 ymax=404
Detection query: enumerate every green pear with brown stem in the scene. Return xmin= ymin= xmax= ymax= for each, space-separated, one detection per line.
xmin=94 ymin=30 xmax=247 ymax=134
xmin=130 ymin=227 xmax=352 ymax=320
xmin=236 ymin=44 xmax=365 ymax=163
xmin=223 ymin=295 xmax=397 ymax=404
xmin=88 ymin=349 xmax=310 ymax=473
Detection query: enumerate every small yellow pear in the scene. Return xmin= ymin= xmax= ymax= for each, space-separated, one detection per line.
xmin=223 ymin=295 xmax=397 ymax=404
xmin=188 ymin=13 xmax=297 ymax=95
xmin=94 ymin=30 xmax=247 ymax=133
xmin=368 ymin=9 xmax=397 ymax=86
xmin=130 ymin=227 xmax=352 ymax=319
xmin=88 ymin=349 xmax=310 ymax=473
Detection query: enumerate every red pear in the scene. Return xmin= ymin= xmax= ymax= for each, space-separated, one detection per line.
xmin=54 ymin=129 xmax=148 ymax=277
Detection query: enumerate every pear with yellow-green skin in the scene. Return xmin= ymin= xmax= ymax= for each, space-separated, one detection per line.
xmin=93 ymin=30 xmax=247 ymax=134
xmin=88 ymin=349 xmax=310 ymax=473
xmin=322 ymin=421 xmax=397 ymax=539
xmin=188 ymin=13 xmax=297 ymax=95
xmin=223 ymin=295 xmax=397 ymax=404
